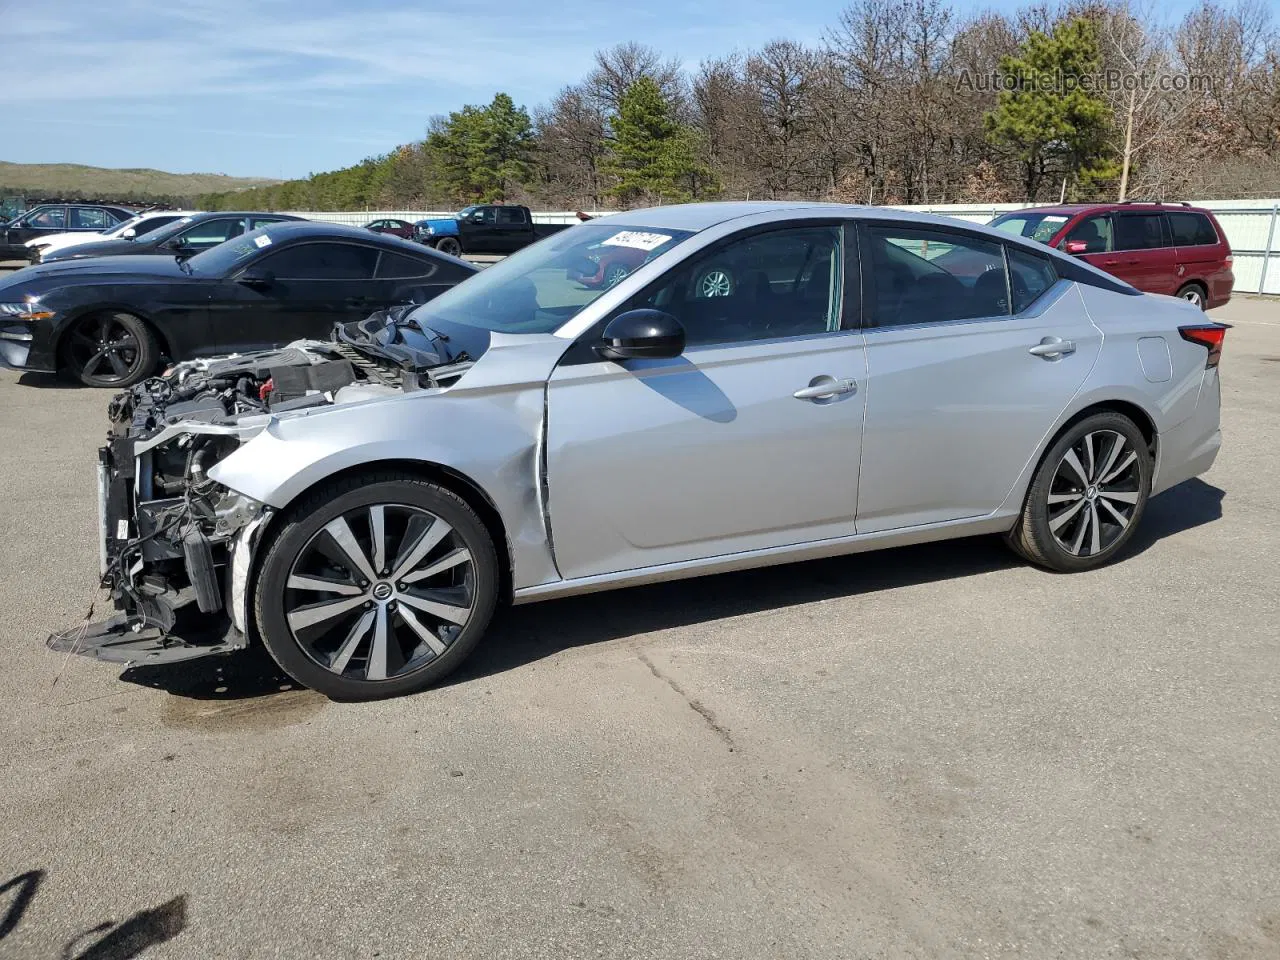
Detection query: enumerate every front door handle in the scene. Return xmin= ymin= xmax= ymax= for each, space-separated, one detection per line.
xmin=793 ymin=376 xmax=857 ymax=401
xmin=1028 ymin=337 xmax=1076 ymax=359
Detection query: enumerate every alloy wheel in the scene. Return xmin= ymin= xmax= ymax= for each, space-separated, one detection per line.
xmin=698 ymin=269 xmax=733 ymax=298
xmin=604 ymin=265 xmax=630 ymax=288
xmin=284 ymin=503 xmax=476 ymax=682
xmin=1046 ymin=430 xmax=1142 ymax=558
xmin=1181 ymin=287 xmax=1204 ymax=308
xmin=437 ymin=237 xmax=462 ymax=257
xmin=67 ymin=315 xmax=143 ymax=384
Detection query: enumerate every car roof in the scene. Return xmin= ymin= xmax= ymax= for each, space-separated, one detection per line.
xmin=596 ymin=200 xmax=1087 ymax=238
xmin=995 ymin=203 xmax=1214 ymax=218
xmin=248 ymin=220 xmax=478 ymax=260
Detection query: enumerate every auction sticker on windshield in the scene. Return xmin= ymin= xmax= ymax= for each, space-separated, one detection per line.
xmin=600 ymin=231 xmax=671 ymax=251
xmin=254 ymin=234 xmax=272 ymax=248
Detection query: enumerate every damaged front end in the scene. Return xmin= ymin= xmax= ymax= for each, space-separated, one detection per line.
xmin=50 ymin=311 xmax=474 ymax=665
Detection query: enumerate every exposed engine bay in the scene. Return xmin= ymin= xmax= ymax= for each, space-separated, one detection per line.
xmin=51 ymin=308 xmax=477 ymax=664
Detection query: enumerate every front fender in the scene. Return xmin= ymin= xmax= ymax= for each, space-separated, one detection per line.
xmin=207 ymin=384 xmax=559 ymax=590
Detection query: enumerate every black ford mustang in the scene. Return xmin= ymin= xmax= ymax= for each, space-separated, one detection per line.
xmin=0 ymin=222 xmax=478 ymax=387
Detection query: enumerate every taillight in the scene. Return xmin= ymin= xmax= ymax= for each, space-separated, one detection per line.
xmin=1179 ymin=323 xmax=1231 ymax=368
xmin=1224 ymin=255 xmax=1233 ymax=266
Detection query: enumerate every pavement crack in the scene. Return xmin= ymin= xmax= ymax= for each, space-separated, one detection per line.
xmin=636 ymin=650 xmax=736 ymax=752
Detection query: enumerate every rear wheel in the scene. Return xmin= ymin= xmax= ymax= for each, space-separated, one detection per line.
xmin=1177 ymin=282 xmax=1207 ymax=310
xmin=434 ymin=236 xmax=462 ymax=257
xmin=1006 ymin=412 xmax=1152 ymax=572
xmin=604 ymin=264 xmax=631 ymax=288
xmin=64 ymin=312 xmax=157 ymax=387
xmin=254 ymin=474 xmax=499 ymax=700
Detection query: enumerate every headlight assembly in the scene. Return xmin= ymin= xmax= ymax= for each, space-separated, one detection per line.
xmin=0 ymin=299 xmax=54 ymax=321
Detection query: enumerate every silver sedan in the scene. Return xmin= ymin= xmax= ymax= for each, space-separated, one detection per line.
xmin=71 ymin=203 xmax=1227 ymax=700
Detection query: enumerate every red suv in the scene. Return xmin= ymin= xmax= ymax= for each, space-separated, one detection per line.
xmin=989 ymin=202 xmax=1233 ymax=310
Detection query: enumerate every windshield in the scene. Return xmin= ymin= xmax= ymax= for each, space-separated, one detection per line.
xmin=185 ymin=226 xmax=271 ymax=274
xmin=456 ymin=206 xmax=477 ymax=219
xmin=990 ymin=212 xmax=1071 ymax=244
xmin=408 ymin=223 xmax=694 ymax=335
xmin=138 ymin=215 xmax=199 ymax=244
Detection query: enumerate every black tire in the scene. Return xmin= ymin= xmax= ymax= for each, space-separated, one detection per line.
xmin=1176 ymin=282 xmax=1207 ymax=310
xmin=434 ymin=236 xmax=462 ymax=257
xmin=64 ymin=311 xmax=157 ymax=387
xmin=1005 ymin=411 xmax=1152 ymax=572
xmin=254 ymin=473 xmax=500 ymax=700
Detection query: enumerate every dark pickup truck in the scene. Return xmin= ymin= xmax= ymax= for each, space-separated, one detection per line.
xmin=414 ymin=204 xmax=573 ymax=256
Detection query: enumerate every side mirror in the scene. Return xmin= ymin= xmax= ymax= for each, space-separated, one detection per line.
xmin=121 ymin=228 xmax=137 ymax=240
xmin=1063 ymin=239 xmax=1088 ymax=255
xmin=595 ymin=309 xmax=685 ymax=361
xmin=237 ymin=267 xmax=274 ymax=289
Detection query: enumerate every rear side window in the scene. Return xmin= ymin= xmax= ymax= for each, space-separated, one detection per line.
xmin=376 ymin=251 xmax=436 ymax=279
xmin=496 ymin=207 xmax=525 ymax=225
xmin=866 ymin=226 xmax=1009 ymax=326
xmin=1007 ymin=247 xmax=1058 ymax=312
xmin=1114 ymin=213 xmax=1167 ymax=251
xmin=1167 ymin=212 xmax=1219 ymax=247
xmin=71 ymin=207 xmax=111 ymax=229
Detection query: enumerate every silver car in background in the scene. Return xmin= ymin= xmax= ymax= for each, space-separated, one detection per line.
xmin=59 ymin=202 xmax=1227 ymax=700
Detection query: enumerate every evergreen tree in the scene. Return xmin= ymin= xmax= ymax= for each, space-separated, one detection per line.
xmin=984 ymin=16 xmax=1119 ymax=201
xmin=427 ymin=94 xmax=536 ymax=203
xmin=603 ymin=78 xmax=715 ymax=205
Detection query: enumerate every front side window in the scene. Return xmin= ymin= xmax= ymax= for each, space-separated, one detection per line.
xmin=628 ymin=226 xmax=844 ymax=346
xmin=27 ymin=207 xmax=66 ymax=230
xmin=257 ymin=242 xmax=379 ymax=280
xmin=1114 ymin=213 xmax=1166 ymax=251
xmin=176 ymin=218 xmax=243 ymax=249
xmin=410 ymin=223 xmax=692 ymax=335
xmin=71 ymin=207 xmax=111 ymax=229
xmin=866 ymin=226 xmax=1007 ymax=326
xmin=1167 ymin=212 xmax=1218 ymax=247
xmin=1063 ymin=215 xmax=1112 ymax=254
xmin=250 ymin=217 xmax=286 ymax=230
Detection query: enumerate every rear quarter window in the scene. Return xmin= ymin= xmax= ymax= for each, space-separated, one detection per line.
xmin=1167 ymin=212 xmax=1219 ymax=247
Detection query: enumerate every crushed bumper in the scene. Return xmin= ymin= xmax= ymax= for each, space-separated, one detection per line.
xmin=50 ymin=436 xmax=269 ymax=666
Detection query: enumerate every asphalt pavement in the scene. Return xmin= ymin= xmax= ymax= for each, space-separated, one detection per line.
xmin=1 ymin=298 xmax=1278 ymax=959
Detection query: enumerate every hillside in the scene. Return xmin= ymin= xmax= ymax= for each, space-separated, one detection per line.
xmin=0 ymin=162 xmax=281 ymax=203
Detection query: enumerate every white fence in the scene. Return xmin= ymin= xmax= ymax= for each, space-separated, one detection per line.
xmin=289 ymin=200 xmax=1280 ymax=295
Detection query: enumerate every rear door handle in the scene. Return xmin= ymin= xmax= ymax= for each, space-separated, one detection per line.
xmin=1028 ymin=337 xmax=1076 ymax=359
xmin=793 ymin=376 xmax=857 ymax=401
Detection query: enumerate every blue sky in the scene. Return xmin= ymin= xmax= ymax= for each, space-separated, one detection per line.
xmin=4 ymin=0 xmax=1200 ymax=180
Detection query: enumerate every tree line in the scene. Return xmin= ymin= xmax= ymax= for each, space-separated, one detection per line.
xmin=200 ymin=0 xmax=1280 ymax=212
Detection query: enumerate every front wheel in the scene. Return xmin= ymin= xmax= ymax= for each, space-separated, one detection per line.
xmin=1006 ymin=412 xmax=1152 ymax=572
xmin=254 ymin=474 xmax=500 ymax=700
xmin=434 ymin=236 xmax=462 ymax=257
xmin=64 ymin=312 xmax=157 ymax=387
